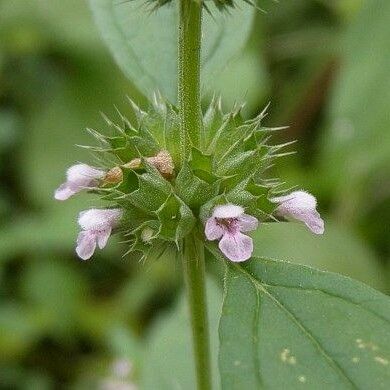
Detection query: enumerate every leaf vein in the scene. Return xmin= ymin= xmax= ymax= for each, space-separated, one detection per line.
xmin=260 ymin=283 xmax=390 ymax=325
xmin=233 ymin=264 xmax=359 ymax=389
xmin=253 ymin=284 xmax=263 ymax=386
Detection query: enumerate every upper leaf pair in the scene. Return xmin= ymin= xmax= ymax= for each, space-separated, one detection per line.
xmin=89 ymin=0 xmax=255 ymax=102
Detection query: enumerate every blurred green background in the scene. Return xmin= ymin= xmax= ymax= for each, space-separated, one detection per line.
xmin=0 ymin=0 xmax=389 ymax=388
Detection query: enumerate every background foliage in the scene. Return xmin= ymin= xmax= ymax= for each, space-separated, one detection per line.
xmin=0 ymin=0 xmax=389 ymax=388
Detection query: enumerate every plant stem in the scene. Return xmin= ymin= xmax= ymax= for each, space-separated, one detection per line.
xmin=182 ymin=234 xmax=212 ymax=390
xmin=178 ymin=2 xmax=210 ymax=388
xmin=178 ymin=0 xmax=202 ymax=153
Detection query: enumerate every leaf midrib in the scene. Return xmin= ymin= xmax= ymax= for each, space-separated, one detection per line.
xmin=232 ymin=263 xmax=359 ymax=389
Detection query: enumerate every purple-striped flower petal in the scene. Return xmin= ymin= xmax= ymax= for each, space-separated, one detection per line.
xmin=205 ymin=218 xmax=224 ymax=240
xmin=54 ymin=164 xmax=104 ymax=201
xmin=299 ymin=210 xmax=324 ymax=235
xmin=238 ymin=214 xmax=259 ymax=232
xmin=54 ymin=183 xmax=77 ymax=201
xmin=271 ymin=190 xmax=324 ymax=235
xmin=96 ymin=228 xmax=112 ymax=249
xmin=219 ymin=232 xmax=253 ymax=262
xmin=76 ymin=231 xmax=97 ymax=260
xmin=75 ymin=208 xmax=122 ymax=260
xmin=205 ymin=204 xmax=258 ymax=262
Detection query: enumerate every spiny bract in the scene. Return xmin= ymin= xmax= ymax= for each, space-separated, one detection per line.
xmin=70 ymin=94 xmax=292 ymax=261
xmin=131 ymin=0 xmax=258 ymax=13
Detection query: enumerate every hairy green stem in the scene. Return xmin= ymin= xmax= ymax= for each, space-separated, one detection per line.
xmin=182 ymin=234 xmax=212 ymax=390
xmin=178 ymin=0 xmax=202 ymax=154
xmin=178 ymin=2 xmax=210 ymax=388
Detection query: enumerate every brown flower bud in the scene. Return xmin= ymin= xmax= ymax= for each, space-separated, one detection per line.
xmin=122 ymin=158 xmax=142 ymax=170
xmin=122 ymin=150 xmax=174 ymax=178
xmin=147 ymin=150 xmax=174 ymax=177
xmin=104 ymin=166 xmax=123 ymax=184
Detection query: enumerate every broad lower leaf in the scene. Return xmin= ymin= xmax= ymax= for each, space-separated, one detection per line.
xmin=209 ymin=248 xmax=390 ymax=389
xmin=89 ymin=0 xmax=255 ymax=102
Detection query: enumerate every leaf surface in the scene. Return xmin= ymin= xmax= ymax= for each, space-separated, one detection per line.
xmin=207 ymin=244 xmax=390 ymax=389
xmin=89 ymin=0 xmax=255 ymax=102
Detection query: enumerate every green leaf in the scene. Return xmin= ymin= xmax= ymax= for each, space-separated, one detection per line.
xmin=105 ymin=135 xmax=134 ymax=162
xmin=207 ymin=112 xmax=244 ymax=162
xmin=141 ymin=279 xmax=222 ymax=390
xmin=89 ymin=0 xmax=255 ymax=102
xmin=128 ymin=220 xmax=167 ymax=259
xmin=211 ymin=248 xmax=390 ymax=389
xmin=225 ymin=182 xmax=275 ymax=219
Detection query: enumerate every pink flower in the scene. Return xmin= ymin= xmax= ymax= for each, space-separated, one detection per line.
xmin=205 ymin=204 xmax=258 ymax=262
xmin=271 ymin=190 xmax=324 ymax=234
xmin=76 ymin=208 xmax=123 ymax=260
xmin=54 ymin=164 xmax=105 ymax=201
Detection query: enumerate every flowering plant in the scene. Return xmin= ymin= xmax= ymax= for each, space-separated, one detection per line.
xmin=54 ymin=0 xmax=390 ymax=388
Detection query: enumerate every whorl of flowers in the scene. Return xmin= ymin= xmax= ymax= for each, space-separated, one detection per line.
xmin=54 ymin=94 xmax=324 ymax=261
xmin=133 ymin=0 xmax=258 ymax=13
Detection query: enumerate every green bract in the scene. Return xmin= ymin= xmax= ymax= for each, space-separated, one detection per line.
xmin=131 ymin=0 xmax=257 ymax=12
xmin=85 ymin=95 xmax=289 ymax=260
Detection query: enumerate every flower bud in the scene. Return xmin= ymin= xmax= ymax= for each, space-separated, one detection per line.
xmin=147 ymin=150 xmax=174 ymax=177
xmin=122 ymin=158 xmax=142 ymax=170
xmin=104 ymin=166 xmax=123 ymax=184
xmin=122 ymin=150 xmax=174 ymax=178
xmin=141 ymin=227 xmax=154 ymax=243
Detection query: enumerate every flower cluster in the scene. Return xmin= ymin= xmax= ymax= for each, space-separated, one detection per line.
xmin=138 ymin=0 xmax=257 ymax=12
xmin=54 ymin=96 xmax=324 ymax=262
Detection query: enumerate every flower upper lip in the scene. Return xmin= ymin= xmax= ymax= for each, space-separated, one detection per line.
xmin=271 ymin=190 xmax=324 ymax=235
xmin=54 ymin=163 xmax=105 ymax=201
